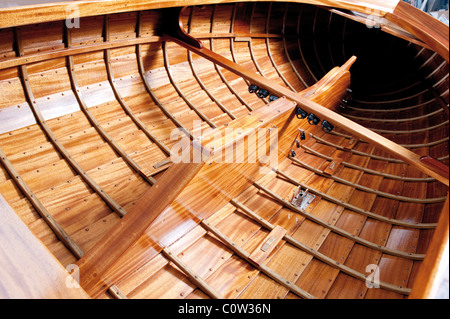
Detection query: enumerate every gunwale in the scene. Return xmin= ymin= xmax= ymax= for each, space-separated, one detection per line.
xmin=0 ymin=0 xmax=448 ymax=300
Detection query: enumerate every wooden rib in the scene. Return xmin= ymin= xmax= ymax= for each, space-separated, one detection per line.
xmin=301 ymin=143 xmax=435 ymax=182
xmin=230 ymin=199 xmax=411 ymax=295
xmin=101 ymin=17 xmax=171 ymax=156
xmin=187 ymin=8 xmax=236 ymax=120
xmin=187 ymin=50 xmax=236 ymax=120
xmin=77 ymin=156 xmax=204 ymax=298
xmin=320 ymin=132 xmax=449 ymax=163
xmin=162 ymin=41 xmax=217 ymax=128
xmin=399 ymin=137 xmax=449 ymax=149
xmin=0 ymin=149 xmax=127 ymax=299
xmin=161 ymin=247 xmax=224 ymax=299
xmin=210 ymin=5 xmax=253 ymax=112
xmin=369 ymin=120 xmax=449 ymax=135
xmin=346 ymin=97 xmax=436 ymax=112
xmin=282 ymin=3 xmax=309 ymax=88
xmin=275 ymin=168 xmax=437 ymax=229
xmin=345 ymin=97 xmax=436 ymax=113
xmin=351 ymin=89 xmax=432 ymax=105
xmin=229 ymin=3 xmax=246 ymax=85
xmin=312 ymin=6 xmax=327 ymax=76
xmin=135 ymin=18 xmax=193 ymax=140
xmin=330 ymin=127 xmax=449 ymax=148
xmin=253 ymin=182 xmax=426 ymax=260
xmin=0 ymin=147 xmax=84 ymax=259
xmin=15 ymin=29 xmax=126 ymax=218
xmin=103 ymin=51 xmax=171 ymax=156
xmin=289 ymin=156 xmax=445 ymax=204
xmin=200 ymin=219 xmax=317 ymax=299
xmin=66 ymin=37 xmax=157 ymax=186
xmin=297 ymin=6 xmax=319 ymax=82
xmin=167 ymin=35 xmax=449 ymax=185
xmin=344 ymin=108 xmax=444 ymax=122
xmin=265 ymin=3 xmax=297 ymax=92
xmin=248 ymin=3 xmax=270 ymax=104
xmin=311 ymin=133 xmax=404 ymax=163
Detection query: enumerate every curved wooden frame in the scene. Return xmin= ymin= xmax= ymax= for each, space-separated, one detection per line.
xmin=15 ymin=29 xmax=127 ymax=218
xmin=0 ymin=0 xmax=448 ymax=300
xmin=253 ymin=181 xmax=426 ymax=260
xmin=230 ymin=199 xmax=412 ymax=295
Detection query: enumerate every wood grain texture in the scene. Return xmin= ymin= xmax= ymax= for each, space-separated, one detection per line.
xmin=0 ymin=194 xmax=89 ymax=299
xmin=409 ymin=194 xmax=449 ymax=298
xmin=0 ymin=1 xmax=400 ymax=29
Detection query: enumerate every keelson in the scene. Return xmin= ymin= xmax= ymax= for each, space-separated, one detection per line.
xmin=0 ymin=0 xmax=448 ymax=301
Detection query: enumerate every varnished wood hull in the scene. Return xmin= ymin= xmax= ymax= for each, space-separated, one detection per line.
xmin=0 ymin=0 xmax=448 ymax=300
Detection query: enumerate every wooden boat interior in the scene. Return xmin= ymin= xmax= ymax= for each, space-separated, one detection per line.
xmin=0 ymin=0 xmax=448 ymax=300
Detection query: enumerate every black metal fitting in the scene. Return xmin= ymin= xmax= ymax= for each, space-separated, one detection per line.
xmin=248 ymin=84 xmax=259 ymax=93
xmin=321 ymin=120 xmax=334 ymax=133
xmin=269 ymin=95 xmax=279 ymax=102
xmin=257 ymin=88 xmax=269 ymax=98
xmin=307 ymin=113 xmax=320 ymax=125
xmin=296 ymin=107 xmax=308 ymax=119
xmin=299 ymin=130 xmax=306 ymax=140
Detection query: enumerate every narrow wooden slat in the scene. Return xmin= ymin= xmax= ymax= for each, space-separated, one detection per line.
xmin=345 ymin=108 xmax=444 ymax=123
xmin=282 ymin=4 xmax=309 ymax=88
xmin=253 ymin=182 xmax=426 ymax=260
xmin=301 ymin=143 xmax=435 ymax=182
xmin=67 ymin=49 xmax=157 ymax=186
xmin=163 ymin=41 xmax=217 ymax=128
xmin=275 ymin=167 xmax=437 ymax=229
xmin=187 ymin=8 xmax=236 ymax=120
xmin=162 ymin=247 xmax=224 ymax=299
xmin=200 ymin=219 xmax=316 ymax=299
xmin=210 ymin=5 xmax=253 ymax=111
xmin=409 ymin=194 xmax=449 ymax=298
xmin=289 ymin=156 xmax=446 ymax=204
xmin=262 ymin=2 xmax=299 ymax=92
xmin=0 ymin=147 xmax=84 ymax=258
xmin=312 ymin=133 xmax=404 ymax=163
xmin=135 ymin=17 xmax=193 ymax=140
xmin=104 ymin=15 xmax=171 ymax=156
